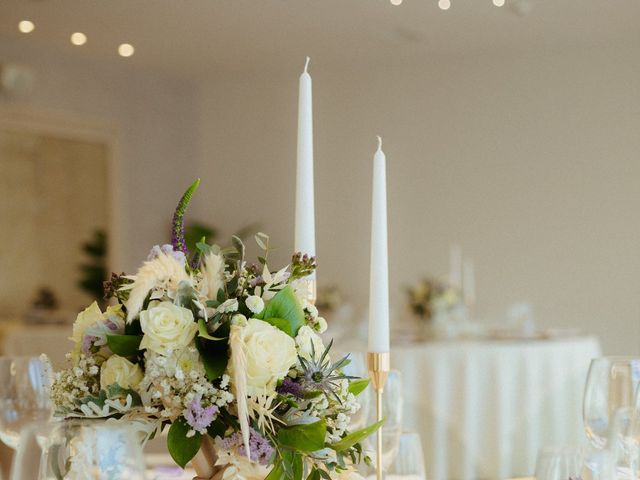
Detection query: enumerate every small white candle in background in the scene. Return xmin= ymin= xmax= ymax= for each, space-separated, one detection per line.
xmin=463 ymin=259 xmax=476 ymax=307
xmin=449 ymin=244 xmax=462 ymax=289
xmin=295 ymin=56 xmax=315 ymax=273
xmin=368 ymin=136 xmax=390 ymax=353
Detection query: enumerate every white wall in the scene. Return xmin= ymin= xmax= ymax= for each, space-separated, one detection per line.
xmin=194 ymin=46 xmax=640 ymax=355
xmin=0 ymin=39 xmax=199 ymax=274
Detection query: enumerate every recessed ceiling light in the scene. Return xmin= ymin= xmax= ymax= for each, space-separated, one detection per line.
xmin=493 ymin=0 xmax=505 ymax=6
xmin=390 ymin=0 xmax=403 ymax=5
xmin=70 ymin=32 xmax=87 ymax=46
xmin=438 ymin=0 xmax=451 ymax=10
xmin=118 ymin=43 xmax=135 ymax=57
xmin=18 ymin=20 xmax=35 ymax=34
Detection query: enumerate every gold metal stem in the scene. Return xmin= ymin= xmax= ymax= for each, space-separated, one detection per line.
xmin=368 ymin=352 xmax=390 ymax=480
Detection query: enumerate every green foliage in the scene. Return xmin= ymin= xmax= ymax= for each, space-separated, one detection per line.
xmin=106 ymin=334 xmax=142 ymax=356
xmin=185 ymin=222 xmax=218 ymax=254
xmin=276 ymin=419 xmax=326 ymax=453
xmin=260 ymin=286 xmax=305 ymax=337
xmin=264 ymin=317 xmax=292 ymax=336
xmin=197 ymin=318 xmax=225 ymax=341
xmin=330 ymin=419 xmax=384 ymax=452
xmin=167 ymin=417 xmax=202 ymax=468
xmin=348 ymin=378 xmax=370 ymax=396
xmin=196 ymin=337 xmax=229 ymax=381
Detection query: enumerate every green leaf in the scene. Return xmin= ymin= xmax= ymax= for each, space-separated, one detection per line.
xmin=348 ymin=378 xmax=370 ymax=396
xmin=330 ymin=419 xmax=384 ymax=452
xmin=197 ymin=318 xmax=225 ymax=341
xmin=106 ymin=334 xmax=142 ymax=356
xmin=207 ymin=418 xmax=226 ymax=439
xmin=264 ymin=317 xmax=292 ymax=336
xmin=261 ymin=286 xmax=305 ymax=337
xmin=306 ymin=468 xmax=321 ymax=480
xmin=277 ymin=420 xmax=326 ymax=452
xmin=282 ymin=451 xmax=303 ymax=480
xmin=266 ymin=461 xmax=284 ymax=480
xmin=167 ymin=418 xmax=202 ymax=468
xmin=196 ymin=337 xmax=228 ymax=381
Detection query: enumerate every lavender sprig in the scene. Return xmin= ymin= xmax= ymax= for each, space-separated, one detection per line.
xmin=171 ymin=178 xmax=200 ymax=258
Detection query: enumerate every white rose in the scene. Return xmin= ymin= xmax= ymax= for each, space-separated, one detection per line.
xmin=245 ymin=295 xmax=264 ymax=314
xmin=71 ymin=302 xmax=103 ymax=348
xmin=100 ymin=355 xmax=144 ymax=391
xmin=228 ymin=319 xmax=297 ymax=396
xmin=139 ymin=302 xmax=198 ymax=355
xmin=295 ymin=325 xmax=326 ymax=361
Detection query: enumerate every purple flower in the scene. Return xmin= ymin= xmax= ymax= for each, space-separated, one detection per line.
xmin=147 ymin=244 xmax=186 ymax=265
xmin=184 ymin=395 xmax=218 ymax=434
xmin=220 ymin=428 xmax=274 ymax=466
xmin=82 ymin=334 xmax=99 ymax=354
xmin=277 ymin=378 xmax=304 ymax=398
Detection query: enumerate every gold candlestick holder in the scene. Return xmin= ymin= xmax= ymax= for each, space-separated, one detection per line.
xmin=367 ymin=351 xmax=390 ymax=480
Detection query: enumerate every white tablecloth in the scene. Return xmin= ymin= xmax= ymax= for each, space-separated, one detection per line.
xmin=394 ymin=336 xmax=601 ymax=480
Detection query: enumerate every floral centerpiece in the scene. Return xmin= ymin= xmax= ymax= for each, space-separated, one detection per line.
xmin=51 ymin=180 xmax=378 ymax=480
xmin=406 ymin=278 xmax=460 ymax=322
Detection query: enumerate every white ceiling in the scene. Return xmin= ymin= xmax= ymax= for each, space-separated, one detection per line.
xmin=0 ymin=0 xmax=638 ymax=76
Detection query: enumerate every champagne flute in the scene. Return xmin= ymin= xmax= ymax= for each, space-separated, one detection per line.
xmin=365 ymin=369 xmax=404 ymax=470
xmin=38 ymin=420 xmax=147 ymax=479
xmin=534 ymin=446 xmax=584 ymax=480
xmin=0 ymin=355 xmax=54 ymax=450
xmin=583 ymin=357 xmax=640 ymax=450
xmin=386 ymin=431 xmax=426 ymax=480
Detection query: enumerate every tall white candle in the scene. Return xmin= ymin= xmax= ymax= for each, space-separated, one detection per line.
xmin=449 ymin=244 xmax=462 ymax=289
xmin=295 ymin=56 xmax=315 ymax=272
xmin=368 ymin=136 xmax=390 ymax=353
xmin=463 ymin=259 xmax=476 ymax=306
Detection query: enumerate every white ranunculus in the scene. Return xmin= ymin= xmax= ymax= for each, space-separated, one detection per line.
xmin=100 ymin=355 xmax=144 ymax=391
xmin=295 ymin=325 xmax=326 ymax=361
xmin=228 ymin=319 xmax=297 ymax=396
xmin=315 ymin=316 xmax=328 ymax=334
xmin=139 ymin=302 xmax=198 ymax=355
xmin=245 ymin=295 xmax=264 ymax=314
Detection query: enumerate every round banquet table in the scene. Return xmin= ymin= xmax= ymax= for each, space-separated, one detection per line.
xmin=393 ymin=336 xmax=601 ymax=480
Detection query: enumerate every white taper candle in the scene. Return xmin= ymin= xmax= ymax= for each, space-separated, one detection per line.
xmin=368 ymin=136 xmax=390 ymax=353
xmin=295 ymin=56 xmax=316 ymax=275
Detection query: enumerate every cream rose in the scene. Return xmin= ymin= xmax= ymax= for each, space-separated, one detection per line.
xmin=71 ymin=302 xmax=103 ymax=347
xmin=139 ymin=302 xmax=198 ymax=355
xmin=100 ymin=355 xmax=143 ymax=391
xmin=295 ymin=325 xmax=326 ymax=361
xmin=228 ymin=319 xmax=297 ymax=395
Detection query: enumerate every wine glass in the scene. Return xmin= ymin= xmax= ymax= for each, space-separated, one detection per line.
xmin=38 ymin=419 xmax=147 ymax=479
xmin=583 ymin=357 xmax=640 ymax=450
xmin=0 ymin=355 xmax=54 ymax=450
xmin=606 ymin=405 xmax=640 ymax=480
xmin=365 ymin=369 xmax=404 ymax=470
xmin=386 ymin=431 xmax=426 ymax=480
xmin=534 ymin=446 xmax=584 ymax=480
